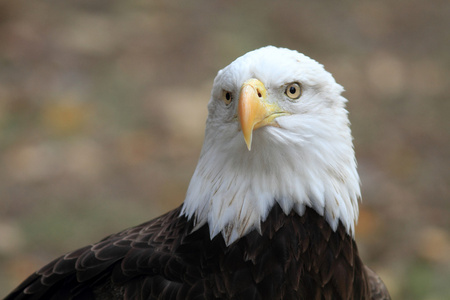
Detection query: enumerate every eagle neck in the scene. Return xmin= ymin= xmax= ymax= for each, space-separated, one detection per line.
xmin=181 ymin=130 xmax=360 ymax=245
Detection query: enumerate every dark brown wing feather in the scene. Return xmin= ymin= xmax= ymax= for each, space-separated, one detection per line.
xmin=364 ymin=266 xmax=391 ymax=300
xmin=5 ymin=207 xmax=190 ymax=300
xmin=5 ymin=204 xmax=390 ymax=300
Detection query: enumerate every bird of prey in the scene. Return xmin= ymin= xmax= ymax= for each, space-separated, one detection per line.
xmin=6 ymin=46 xmax=391 ymax=300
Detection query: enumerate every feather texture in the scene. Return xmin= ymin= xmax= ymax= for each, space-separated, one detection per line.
xmin=6 ymin=204 xmax=390 ymax=300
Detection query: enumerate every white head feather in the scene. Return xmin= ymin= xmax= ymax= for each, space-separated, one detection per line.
xmin=181 ymin=46 xmax=360 ymax=245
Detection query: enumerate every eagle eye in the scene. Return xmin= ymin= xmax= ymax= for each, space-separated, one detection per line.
xmin=222 ymin=90 xmax=233 ymax=106
xmin=285 ymin=83 xmax=302 ymax=100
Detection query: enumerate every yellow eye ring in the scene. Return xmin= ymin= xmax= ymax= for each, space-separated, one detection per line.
xmin=222 ymin=90 xmax=233 ymax=106
xmin=285 ymin=83 xmax=302 ymax=99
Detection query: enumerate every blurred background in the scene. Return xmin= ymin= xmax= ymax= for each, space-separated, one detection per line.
xmin=0 ymin=1 xmax=449 ymax=298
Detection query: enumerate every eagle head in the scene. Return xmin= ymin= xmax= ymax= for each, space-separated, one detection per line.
xmin=182 ymin=46 xmax=360 ymax=245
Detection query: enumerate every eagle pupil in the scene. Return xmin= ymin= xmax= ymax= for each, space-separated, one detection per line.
xmin=289 ymin=86 xmax=297 ymax=94
xmin=226 ymin=92 xmax=231 ymax=101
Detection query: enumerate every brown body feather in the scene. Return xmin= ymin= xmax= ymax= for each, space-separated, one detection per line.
xmin=5 ymin=204 xmax=390 ymax=300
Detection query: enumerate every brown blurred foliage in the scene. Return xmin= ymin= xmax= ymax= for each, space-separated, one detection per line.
xmin=0 ymin=1 xmax=449 ymax=299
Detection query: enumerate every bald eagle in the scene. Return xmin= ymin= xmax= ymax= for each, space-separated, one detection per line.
xmin=6 ymin=46 xmax=390 ymax=300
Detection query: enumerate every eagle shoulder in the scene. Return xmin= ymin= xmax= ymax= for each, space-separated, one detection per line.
xmin=5 ymin=206 xmax=189 ymax=300
xmin=364 ymin=266 xmax=391 ymax=300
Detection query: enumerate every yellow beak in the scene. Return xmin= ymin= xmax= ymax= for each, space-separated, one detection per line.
xmin=238 ymin=79 xmax=285 ymax=150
